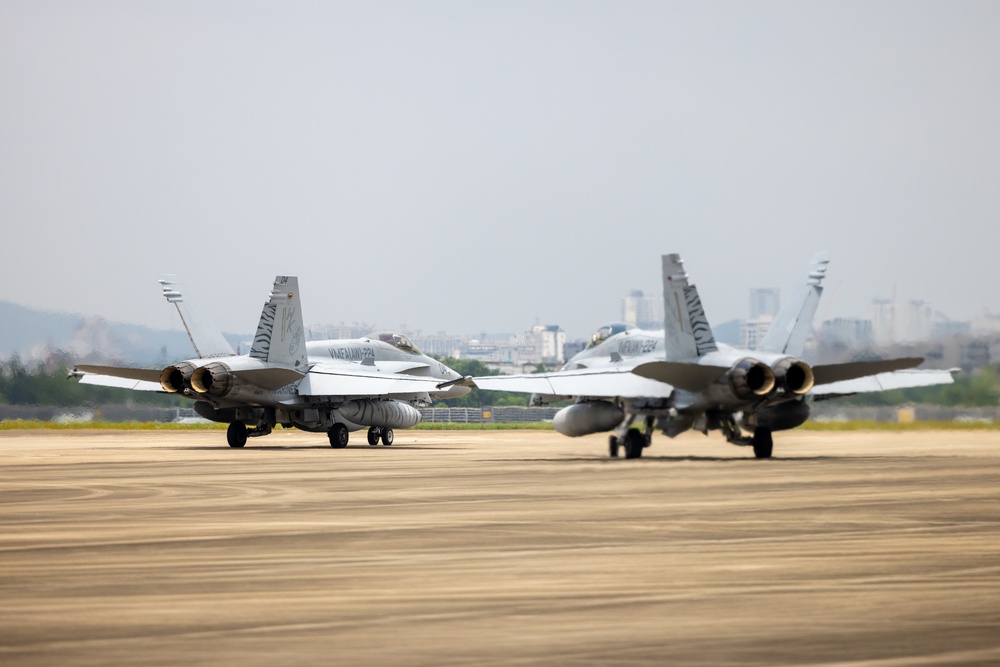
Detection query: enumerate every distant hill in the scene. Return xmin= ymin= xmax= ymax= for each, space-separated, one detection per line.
xmin=0 ymin=300 xmax=248 ymax=366
xmin=713 ymin=319 xmax=741 ymax=346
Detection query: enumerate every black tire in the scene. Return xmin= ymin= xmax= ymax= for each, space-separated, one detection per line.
xmin=381 ymin=428 xmax=394 ymax=446
xmin=367 ymin=427 xmax=381 ymax=446
xmin=623 ymin=429 xmax=644 ymax=459
xmin=227 ymin=422 xmax=247 ymax=448
xmin=328 ymin=423 xmax=349 ymax=449
xmin=752 ymin=428 xmax=773 ymax=459
xmin=609 ymin=435 xmax=619 ymax=458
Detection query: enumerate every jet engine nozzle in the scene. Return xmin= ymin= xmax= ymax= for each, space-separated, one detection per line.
xmin=771 ymin=358 xmax=814 ymax=395
xmin=728 ymin=358 xmax=776 ymax=399
xmin=190 ymin=362 xmax=234 ymax=398
xmin=159 ymin=361 xmax=197 ymax=393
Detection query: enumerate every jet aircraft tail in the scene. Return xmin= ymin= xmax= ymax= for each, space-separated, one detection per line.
xmin=249 ymin=276 xmax=307 ymax=369
xmin=159 ymin=276 xmax=236 ymax=359
xmin=757 ymin=252 xmax=830 ymax=356
xmin=661 ymin=253 xmax=719 ymax=360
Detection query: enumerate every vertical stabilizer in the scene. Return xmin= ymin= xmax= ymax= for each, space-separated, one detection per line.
xmin=159 ymin=276 xmax=235 ymax=358
xmin=662 ymin=254 xmax=719 ymax=359
xmin=249 ymin=276 xmax=307 ymax=369
xmin=758 ymin=252 xmax=830 ymax=356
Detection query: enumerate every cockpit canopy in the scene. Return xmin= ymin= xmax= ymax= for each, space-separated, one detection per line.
xmin=586 ymin=322 xmax=633 ymax=349
xmin=368 ymin=331 xmax=421 ymax=355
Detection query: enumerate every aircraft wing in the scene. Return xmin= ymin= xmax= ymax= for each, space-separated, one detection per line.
xmin=72 ymin=365 xmax=163 ymax=392
xmin=812 ymin=368 xmax=958 ymax=399
xmin=374 ymin=360 xmax=431 ymax=374
xmin=299 ymin=364 xmax=443 ymax=397
xmin=472 ymin=367 xmax=673 ymax=399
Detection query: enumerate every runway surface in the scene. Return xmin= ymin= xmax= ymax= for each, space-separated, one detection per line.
xmin=2 ymin=428 xmax=999 ymax=666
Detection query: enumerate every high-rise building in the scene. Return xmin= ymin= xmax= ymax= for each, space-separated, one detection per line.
xmin=622 ymin=290 xmax=663 ymax=330
xmin=872 ymin=298 xmax=895 ymax=346
xmin=740 ymin=317 xmax=772 ymax=350
xmin=750 ymin=288 xmax=780 ymax=319
xmin=903 ymin=300 xmax=934 ymax=342
xmin=819 ymin=318 xmax=875 ymax=350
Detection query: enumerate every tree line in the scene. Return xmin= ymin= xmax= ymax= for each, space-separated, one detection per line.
xmin=0 ymin=357 xmax=176 ymax=407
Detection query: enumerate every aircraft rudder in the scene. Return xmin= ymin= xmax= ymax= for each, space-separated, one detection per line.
xmin=757 ymin=252 xmax=830 ymax=355
xmin=249 ymin=275 xmax=307 ymax=369
xmin=661 ymin=254 xmax=718 ymax=359
xmin=158 ymin=275 xmax=235 ymax=359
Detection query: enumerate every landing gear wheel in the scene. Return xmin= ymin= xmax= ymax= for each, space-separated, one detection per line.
xmin=227 ymin=422 xmax=247 ymax=448
xmin=381 ymin=428 xmax=394 ymax=446
xmin=752 ymin=428 xmax=773 ymax=459
xmin=609 ymin=435 xmax=620 ymax=458
xmin=328 ymin=423 xmax=349 ymax=449
xmin=623 ymin=428 xmax=645 ymax=459
xmin=367 ymin=427 xmax=381 ymax=446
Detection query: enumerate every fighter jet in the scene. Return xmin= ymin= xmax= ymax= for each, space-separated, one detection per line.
xmin=71 ymin=276 xmax=469 ymax=448
xmin=455 ymin=253 xmax=956 ymax=459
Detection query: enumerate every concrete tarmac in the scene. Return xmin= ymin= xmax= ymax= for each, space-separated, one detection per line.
xmin=2 ymin=428 xmax=1000 ymax=666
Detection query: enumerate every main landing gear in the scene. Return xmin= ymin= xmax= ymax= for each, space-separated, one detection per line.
xmin=227 ymin=422 xmax=247 ymax=448
xmin=609 ymin=427 xmax=649 ymax=459
xmin=366 ymin=426 xmax=394 ymax=446
xmin=226 ymin=422 xmax=272 ymax=448
xmin=719 ymin=413 xmax=774 ymax=459
xmin=751 ymin=428 xmax=773 ymax=459
xmin=328 ymin=423 xmax=349 ymax=449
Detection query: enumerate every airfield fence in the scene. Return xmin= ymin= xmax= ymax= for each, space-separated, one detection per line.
xmin=418 ymin=407 xmax=559 ymax=424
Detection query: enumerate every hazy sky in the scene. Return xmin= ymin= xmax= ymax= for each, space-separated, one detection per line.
xmin=2 ymin=1 xmax=998 ymax=339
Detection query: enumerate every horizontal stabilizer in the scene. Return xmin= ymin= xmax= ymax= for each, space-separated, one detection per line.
xmin=811 ymin=358 xmax=924 ymax=386
xmin=79 ymin=375 xmax=162 ymax=391
xmin=631 ymin=361 xmax=729 ymax=391
xmin=232 ymin=367 xmax=306 ymax=391
xmin=73 ymin=365 xmax=163 ymax=392
xmin=73 ymin=365 xmax=162 ymax=384
xmin=813 ymin=368 xmax=957 ymax=398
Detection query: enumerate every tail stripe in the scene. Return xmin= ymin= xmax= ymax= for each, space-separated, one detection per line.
xmin=249 ymin=303 xmax=277 ymax=361
xmin=684 ymin=286 xmax=718 ymax=356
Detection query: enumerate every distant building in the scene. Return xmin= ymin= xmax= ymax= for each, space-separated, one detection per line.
xmin=749 ymin=288 xmax=780 ymax=319
xmin=931 ymin=319 xmax=972 ymax=339
xmin=622 ymin=290 xmax=663 ymax=330
xmin=872 ymin=298 xmax=895 ymax=346
xmin=740 ymin=316 xmax=773 ymax=350
xmin=734 ymin=288 xmax=781 ymax=350
xmin=408 ymin=333 xmax=464 ymax=359
xmin=972 ymin=311 xmax=1000 ymax=334
xmin=903 ymin=300 xmax=934 ymax=342
xmin=458 ymin=324 xmax=566 ymax=372
xmin=819 ymin=318 xmax=875 ymax=350
xmin=525 ymin=324 xmax=565 ymax=363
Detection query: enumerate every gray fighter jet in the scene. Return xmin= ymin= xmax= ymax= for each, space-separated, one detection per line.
xmin=71 ymin=276 xmax=469 ymax=448
xmin=458 ymin=253 xmax=955 ymax=459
